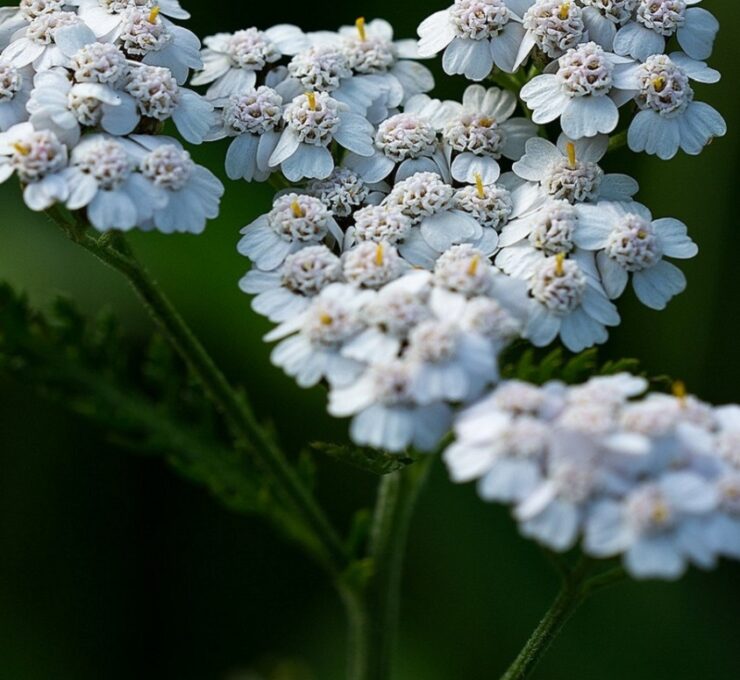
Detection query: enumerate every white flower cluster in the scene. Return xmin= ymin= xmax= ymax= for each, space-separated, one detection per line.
xmin=419 ymin=0 xmax=725 ymax=159
xmin=0 ymin=0 xmax=223 ymax=232
xmin=444 ymin=375 xmax=740 ymax=580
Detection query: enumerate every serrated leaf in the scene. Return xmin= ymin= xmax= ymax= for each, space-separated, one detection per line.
xmin=311 ymin=441 xmax=415 ymax=475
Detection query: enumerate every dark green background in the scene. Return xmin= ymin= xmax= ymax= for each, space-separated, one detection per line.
xmin=1 ymin=1 xmax=738 ymax=678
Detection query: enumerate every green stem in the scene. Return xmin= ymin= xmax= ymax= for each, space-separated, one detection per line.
xmin=608 ymin=130 xmax=628 ymax=153
xmin=342 ymin=455 xmax=435 ymax=680
xmin=499 ymin=561 xmax=626 ymax=680
xmin=48 ymin=213 xmax=349 ymax=573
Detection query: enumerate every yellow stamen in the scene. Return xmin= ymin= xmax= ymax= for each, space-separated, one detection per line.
xmin=651 ymin=502 xmax=670 ymax=525
xmin=306 ymin=91 xmax=317 ymax=110
xmin=479 ymin=117 xmax=494 ymax=128
xmin=652 ymin=76 xmax=666 ymax=92
xmin=319 ymin=313 xmax=333 ymax=326
xmin=672 ymin=380 xmax=687 ymax=406
xmin=148 ymin=5 xmax=160 ymax=22
xmin=558 ymin=2 xmax=570 ymax=20
xmin=566 ymin=141 xmax=577 ymax=170
xmin=356 ymin=16 xmax=367 ymax=42
xmin=555 ymin=252 xmax=566 ymax=277
xmin=375 ymin=243 xmax=384 ymax=266
xmin=474 ymin=172 xmax=486 ymax=199
xmin=637 ymin=229 xmax=648 ymax=240
xmin=467 ymin=254 xmax=480 ymax=276
xmin=12 ymin=142 xmax=30 ymax=156
xmin=291 ymin=200 xmax=304 ymax=218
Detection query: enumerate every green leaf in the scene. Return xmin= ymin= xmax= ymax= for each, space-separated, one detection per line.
xmin=311 ymin=441 xmax=416 ymax=476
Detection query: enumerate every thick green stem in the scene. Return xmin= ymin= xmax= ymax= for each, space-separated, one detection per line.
xmin=499 ymin=561 xmax=626 ymax=680
xmin=49 ymin=214 xmax=349 ymax=572
xmin=342 ymin=456 xmax=434 ymax=680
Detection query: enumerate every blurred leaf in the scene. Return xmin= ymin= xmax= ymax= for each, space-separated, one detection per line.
xmin=311 ymin=441 xmax=415 ymax=476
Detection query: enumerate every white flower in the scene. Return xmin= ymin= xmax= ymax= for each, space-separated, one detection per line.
xmin=520 ymin=42 xmax=636 ymax=139
xmin=67 ymin=41 xmax=128 ymax=85
xmin=191 ymin=26 xmax=307 ymax=99
xmin=620 ymin=52 xmax=726 ymax=160
xmin=574 ymin=200 xmax=697 ymax=309
xmin=2 ymin=11 xmax=93 ymax=70
xmin=338 ymin=17 xmax=435 ymax=103
xmin=0 ymin=121 xmax=70 ymax=209
xmin=265 ymin=282 xmax=371 ymax=388
xmin=497 ymin=198 xmax=581 ymax=277
xmin=381 ymin=172 xmax=485 ymax=264
xmin=207 ymin=86 xmax=283 ymax=182
xmin=580 ymin=0 xmax=638 ymax=51
xmin=125 ymin=135 xmax=224 ymax=234
xmin=345 ymin=94 xmax=456 ymax=184
xmin=64 ymin=133 xmax=167 ymax=231
xmin=444 ymin=85 xmax=538 ymax=185
xmin=417 ymin=0 xmax=531 ymax=79
xmin=26 ymin=67 xmax=138 ymax=146
xmin=525 ymin=252 xmax=620 ymax=352
xmin=125 ymin=63 xmax=213 ymax=144
xmin=329 ymin=358 xmax=453 ymax=453
xmin=705 ymin=472 xmax=740 ymax=561
xmin=238 ymin=193 xmax=343 ymax=271
xmin=516 ymin=0 xmax=586 ymax=69
xmin=113 ymin=6 xmax=202 ymax=84
xmin=240 ymin=245 xmax=343 ymax=323
xmin=512 ymin=135 xmax=639 ymax=204
xmin=72 ymin=0 xmax=190 ymax=39
xmin=614 ymin=0 xmax=718 ymax=62
xmin=269 ymin=91 xmax=374 ymax=182
xmin=0 ymin=61 xmax=32 ymax=131
xmin=342 ymin=240 xmax=408 ymax=289
xmin=307 ymin=167 xmax=372 ymax=218
xmin=585 ymin=472 xmax=718 ymax=579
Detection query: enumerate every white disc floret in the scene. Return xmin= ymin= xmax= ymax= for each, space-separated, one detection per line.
xmin=226 ymin=28 xmax=281 ymax=71
xmin=366 ymin=286 xmax=431 ymax=337
xmin=530 ymin=254 xmax=586 ymax=314
xmin=449 ymin=0 xmax=512 ymax=40
xmin=604 ymin=214 xmax=660 ymax=272
xmin=118 ymin=7 xmax=172 ymax=56
xmin=288 ymin=47 xmax=352 ymax=92
xmin=434 ymin=244 xmax=493 ymax=296
xmin=369 ymin=361 xmax=417 ymax=405
xmin=636 ymin=55 xmax=693 ymax=116
xmin=224 ymin=87 xmax=283 ymax=135
xmin=304 ymin=297 xmax=363 ymax=346
xmin=343 ymin=241 xmax=405 ymax=288
xmin=26 ymin=11 xmax=80 ymax=45
xmin=283 ymin=91 xmax=342 ymax=145
xmin=454 ymin=183 xmax=513 ymax=230
xmin=267 ymin=194 xmax=333 ymax=242
xmin=9 ymin=129 xmax=67 ymax=182
xmin=19 ymin=0 xmax=64 ymax=21
xmin=543 ymin=147 xmax=604 ymax=203
xmin=443 ymin=114 xmax=506 ymax=157
xmin=626 ymin=485 xmax=675 ymax=534
xmin=462 ymin=297 xmax=522 ymax=344
xmin=557 ymin=42 xmax=614 ymax=97
xmin=0 ymin=63 xmax=22 ymax=101
xmin=636 ymin=0 xmax=686 ymax=36
xmin=343 ymin=19 xmax=395 ymax=73
xmin=126 ymin=65 xmax=181 ymax=119
xmin=376 ymin=113 xmax=438 ymax=162
xmin=523 ymin=0 xmax=585 ymax=59
xmin=581 ymin=0 xmax=637 ymax=24
xmin=528 ymin=201 xmax=578 ymax=255
xmin=281 ymin=245 xmax=342 ymax=296
xmin=385 ymin=172 xmax=454 ymax=221
xmin=307 ymin=168 xmax=369 ymax=218
xmin=353 ymin=205 xmax=412 ymax=244
xmin=69 ymin=43 xmax=128 ymax=85
xmin=408 ymin=320 xmax=458 ymax=363
xmin=140 ymin=144 xmax=194 ymax=190
xmin=67 ymin=90 xmax=104 ymax=126
xmin=74 ymin=138 xmax=132 ymax=190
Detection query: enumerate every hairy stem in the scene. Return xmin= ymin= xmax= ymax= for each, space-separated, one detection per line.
xmin=48 ymin=212 xmax=349 ymax=572
xmin=499 ymin=561 xmax=626 ymax=680
xmin=342 ymin=455 xmax=435 ymax=680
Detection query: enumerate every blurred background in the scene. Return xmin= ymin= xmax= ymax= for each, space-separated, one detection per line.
xmin=1 ymin=1 xmax=739 ymax=678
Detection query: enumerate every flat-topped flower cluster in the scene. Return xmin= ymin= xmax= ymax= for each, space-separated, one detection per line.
xmin=0 ymin=1 xmax=735 ymax=579
xmin=445 ymin=375 xmax=740 ymax=580
xmin=0 ymin=0 xmax=223 ymax=232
